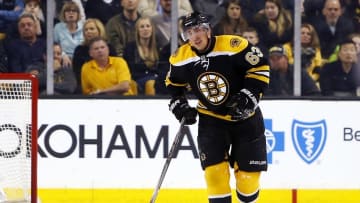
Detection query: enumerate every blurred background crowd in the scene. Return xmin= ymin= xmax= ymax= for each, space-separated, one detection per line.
xmin=0 ymin=0 xmax=360 ymax=97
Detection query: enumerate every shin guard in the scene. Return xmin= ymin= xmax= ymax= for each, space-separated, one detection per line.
xmin=234 ymin=164 xmax=260 ymax=203
xmin=205 ymin=161 xmax=232 ymax=203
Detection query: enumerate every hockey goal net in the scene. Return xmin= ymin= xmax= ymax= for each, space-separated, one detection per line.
xmin=0 ymin=74 xmax=38 ymax=203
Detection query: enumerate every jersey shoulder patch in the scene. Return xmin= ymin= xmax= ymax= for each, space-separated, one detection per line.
xmin=213 ymin=35 xmax=249 ymax=54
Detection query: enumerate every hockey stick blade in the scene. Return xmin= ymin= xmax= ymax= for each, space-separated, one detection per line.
xmin=149 ymin=118 xmax=186 ymax=203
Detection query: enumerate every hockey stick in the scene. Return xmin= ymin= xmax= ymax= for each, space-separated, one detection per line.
xmin=149 ymin=118 xmax=186 ymax=203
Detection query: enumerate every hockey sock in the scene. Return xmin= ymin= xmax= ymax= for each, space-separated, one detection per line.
xmin=234 ymin=163 xmax=260 ymax=203
xmin=205 ymin=161 xmax=232 ymax=203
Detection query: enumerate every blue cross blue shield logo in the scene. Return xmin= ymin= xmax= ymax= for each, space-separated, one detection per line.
xmin=291 ymin=119 xmax=327 ymax=164
xmin=264 ymin=119 xmax=284 ymax=164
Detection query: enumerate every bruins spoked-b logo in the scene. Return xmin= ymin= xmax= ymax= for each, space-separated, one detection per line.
xmin=197 ymin=72 xmax=229 ymax=105
xmin=230 ymin=37 xmax=241 ymax=48
xmin=291 ymin=119 xmax=327 ymax=164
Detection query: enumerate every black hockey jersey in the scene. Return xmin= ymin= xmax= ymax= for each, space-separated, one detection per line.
xmin=166 ymin=35 xmax=270 ymax=121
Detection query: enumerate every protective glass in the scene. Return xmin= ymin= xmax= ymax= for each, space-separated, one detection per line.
xmin=181 ymin=23 xmax=210 ymax=41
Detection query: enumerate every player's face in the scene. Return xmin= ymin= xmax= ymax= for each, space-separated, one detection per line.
xmin=185 ymin=25 xmax=211 ymax=52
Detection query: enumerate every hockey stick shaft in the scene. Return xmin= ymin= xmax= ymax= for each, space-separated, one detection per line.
xmin=149 ymin=118 xmax=186 ymax=203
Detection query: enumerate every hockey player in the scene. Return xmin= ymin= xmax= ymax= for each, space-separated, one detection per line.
xmin=166 ymin=12 xmax=270 ymax=203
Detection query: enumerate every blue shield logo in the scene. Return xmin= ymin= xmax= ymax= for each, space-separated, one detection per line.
xmin=291 ymin=120 xmax=327 ymax=164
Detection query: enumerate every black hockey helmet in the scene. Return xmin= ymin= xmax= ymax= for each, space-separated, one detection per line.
xmin=182 ymin=12 xmax=210 ymax=30
xmin=181 ymin=12 xmax=211 ymax=41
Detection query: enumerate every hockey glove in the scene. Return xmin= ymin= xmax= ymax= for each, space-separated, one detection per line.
xmin=226 ymin=88 xmax=258 ymax=121
xmin=169 ymin=97 xmax=197 ymax=125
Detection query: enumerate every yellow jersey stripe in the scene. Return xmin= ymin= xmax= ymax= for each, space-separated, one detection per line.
xmin=165 ymin=77 xmax=187 ymax=87
xmin=245 ymin=74 xmax=270 ymax=84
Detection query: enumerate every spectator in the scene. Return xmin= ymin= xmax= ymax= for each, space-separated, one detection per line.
xmin=151 ymin=0 xmax=172 ymax=51
xmin=84 ymin=0 xmax=121 ymax=25
xmin=26 ymin=43 xmax=77 ymax=95
xmin=283 ymin=23 xmax=323 ymax=82
xmin=5 ymin=0 xmax=46 ymax=40
xmin=138 ymin=0 xmax=193 ymax=17
xmin=54 ymin=1 xmax=84 ymax=61
xmin=155 ymin=15 xmax=186 ymax=95
xmin=24 ymin=0 xmax=45 ymax=37
xmin=51 ymin=43 xmax=77 ymax=94
xmin=240 ymin=0 xmax=294 ymax=22
xmin=265 ymin=45 xmax=320 ymax=96
xmin=213 ymin=0 xmax=248 ymax=36
xmin=250 ymin=0 xmax=293 ymax=49
xmin=81 ymin=37 xmax=134 ymax=95
xmin=54 ymin=0 xmax=86 ymax=23
xmin=151 ymin=0 xmax=187 ymax=51
xmin=123 ymin=16 xmax=159 ymax=95
xmin=328 ymin=33 xmax=360 ymax=63
xmin=308 ymin=0 xmax=354 ymax=60
xmin=319 ymin=39 xmax=360 ymax=96
xmin=5 ymin=13 xmax=46 ymax=73
xmin=242 ymin=27 xmax=268 ymax=58
xmin=250 ymin=0 xmax=293 ymax=48
xmin=26 ymin=61 xmax=47 ymax=92
xmin=106 ymin=0 xmax=141 ymax=57
xmin=0 ymin=0 xmax=24 ymax=40
xmin=72 ymin=18 xmax=117 ymax=93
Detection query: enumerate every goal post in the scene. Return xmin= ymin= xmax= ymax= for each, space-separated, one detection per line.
xmin=0 ymin=73 xmax=38 ymax=203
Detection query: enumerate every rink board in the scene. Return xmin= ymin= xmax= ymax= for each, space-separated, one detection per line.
xmin=25 ymin=99 xmax=360 ymax=202
xmin=38 ymin=188 xmax=360 ymax=203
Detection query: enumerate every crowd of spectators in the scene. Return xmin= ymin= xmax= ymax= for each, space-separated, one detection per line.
xmin=0 ymin=0 xmax=359 ymax=97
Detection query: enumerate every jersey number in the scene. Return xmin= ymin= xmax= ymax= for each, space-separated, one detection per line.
xmin=245 ymin=46 xmax=263 ymax=65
